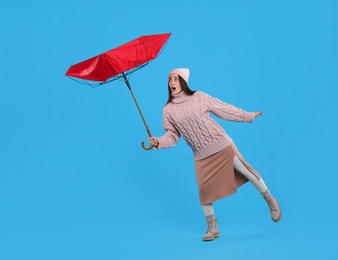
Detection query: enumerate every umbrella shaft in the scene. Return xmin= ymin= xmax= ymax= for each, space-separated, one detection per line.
xmin=123 ymin=73 xmax=152 ymax=138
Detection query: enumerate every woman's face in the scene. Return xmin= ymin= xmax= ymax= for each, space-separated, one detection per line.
xmin=168 ymin=73 xmax=182 ymax=95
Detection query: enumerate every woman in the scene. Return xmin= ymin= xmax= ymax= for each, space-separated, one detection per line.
xmin=149 ymin=68 xmax=281 ymax=241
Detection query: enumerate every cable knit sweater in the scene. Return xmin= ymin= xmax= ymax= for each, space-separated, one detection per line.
xmin=157 ymin=91 xmax=256 ymax=160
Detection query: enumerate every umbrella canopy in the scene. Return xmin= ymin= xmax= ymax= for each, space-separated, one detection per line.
xmin=65 ymin=33 xmax=171 ymax=85
xmin=65 ymin=33 xmax=172 ymax=150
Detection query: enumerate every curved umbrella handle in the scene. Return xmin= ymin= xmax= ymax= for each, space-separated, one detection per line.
xmin=141 ymin=141 xmax=154 ymax=150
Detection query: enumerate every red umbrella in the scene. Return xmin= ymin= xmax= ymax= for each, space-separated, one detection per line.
xmin=65 ymin=33 xmax=172 ymax=150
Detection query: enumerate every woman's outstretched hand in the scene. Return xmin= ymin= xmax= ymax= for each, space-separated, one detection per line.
xmin=255 ymin=111 xmax=264 ymax=117
xmin=149 ymin=137 xmax=159 ymax=147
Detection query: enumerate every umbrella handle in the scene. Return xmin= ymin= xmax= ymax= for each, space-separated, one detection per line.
xmin=141 ymin=129 xmax=154 ymax=151
xmin=141 ymin=141 xmax=154 ymax=150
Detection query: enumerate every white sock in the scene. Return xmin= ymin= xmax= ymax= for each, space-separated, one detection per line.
xmin=202 ymin=203 xmax=214 ymax=217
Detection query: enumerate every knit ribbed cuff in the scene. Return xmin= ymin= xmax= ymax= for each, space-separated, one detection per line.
xmin=156 ymin=136 xmax=175 ymax=150
xmin=243 ymin=112 xmax=256 ymax=123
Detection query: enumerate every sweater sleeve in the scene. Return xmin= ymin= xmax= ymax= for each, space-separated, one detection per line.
xmin=201 ymin=92 xmax=256 ymax=123
xmin=156 ymin=109 xmax=180 ymax=149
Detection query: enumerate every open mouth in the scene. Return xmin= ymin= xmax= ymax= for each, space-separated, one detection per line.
xmin=171 ymin=87 xmax=176 ymax=91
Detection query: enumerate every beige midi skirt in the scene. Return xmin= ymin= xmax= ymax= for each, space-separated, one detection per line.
xmin=194 ymin=143 xmax=261 ymax=205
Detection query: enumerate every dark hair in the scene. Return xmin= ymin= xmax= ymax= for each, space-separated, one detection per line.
xmin=166 ymin=75 xmax=196 ymax=105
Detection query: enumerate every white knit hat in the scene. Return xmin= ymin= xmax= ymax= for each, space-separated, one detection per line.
xmin=169 ymin=68 xmax=190 ymax=84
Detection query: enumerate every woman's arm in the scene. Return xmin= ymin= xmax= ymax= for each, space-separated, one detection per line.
xmin=201 ymin=92 xmax=258 ymax=123
xmin=149 ymin=111 xmax=180 ymax=149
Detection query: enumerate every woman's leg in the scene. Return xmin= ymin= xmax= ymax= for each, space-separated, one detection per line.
xmin=233 ymin=155 xmax=268 ymax=194
xmin=201 ymin=203 xmax=219 ymax=241
xmin=202 ymin=203 xmax=214 ymax=216
xmin=233 ymin=155 xmax=282 ymax=222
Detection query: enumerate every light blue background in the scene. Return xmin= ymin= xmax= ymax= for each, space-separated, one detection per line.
xmin=1 ymin=0 xmax=337 ymax=259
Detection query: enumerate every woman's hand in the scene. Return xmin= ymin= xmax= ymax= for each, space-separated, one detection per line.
xmin=255 ymin=111 xmax=264 ymax=117
xmin=149 ymin=137 xmax=159 ymax=147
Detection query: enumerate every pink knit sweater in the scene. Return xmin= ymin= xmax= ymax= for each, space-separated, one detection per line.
xmin=156 ymin=91 xmax=256 ymax=160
